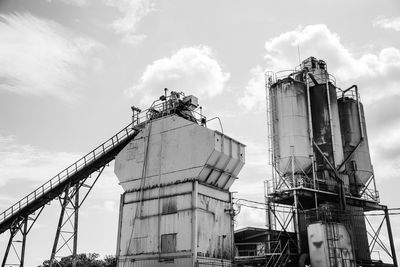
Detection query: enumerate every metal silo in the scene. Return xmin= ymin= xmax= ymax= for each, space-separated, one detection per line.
xmin=303 ymin=57 xmax=346 ymax=192
xmin=310 ymin=83 xmax=344 ymax=170
xmin=269 ymin=77 xmax=312 ymax=180
xmin=265 ymin=58 xmax=397 ymax=267
xmin=338 ymin=87 xmax=374 ymax=197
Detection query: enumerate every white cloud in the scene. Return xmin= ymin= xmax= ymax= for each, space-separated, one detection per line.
xmin=239 ymin=23 xmax=400 ymax=196
xmin=241 ymin=24 xmax=400 ymax=111
xmin=373 ymin=16 xmax=400 ymax=31
xmin=263 ymin=24 xmax=400 ymax=83
xmin=49 ymin=0 xmax=153 ymax=44
xmin=0 ymin=13 xmax=100 ymax=101
xmin=239 ymin=66 xmax=265 ymax=112
xmin=103 ymin=200 xmax=117 ymax=212
xmin=0 ymin=134 xmax=80 ymax=187
xmin=235 ymin=206 xmax=265 ymax=229
xmin=48 ymin=0 xmax=89 ymax=6
xmin=102 ymin=0 xmax=154 ymax=44
xmin=126 ymin=45 xmax=230 ymax=106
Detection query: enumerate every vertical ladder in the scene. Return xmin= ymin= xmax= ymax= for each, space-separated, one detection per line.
xmin=326 ymin=223 xmax=340 ymax=266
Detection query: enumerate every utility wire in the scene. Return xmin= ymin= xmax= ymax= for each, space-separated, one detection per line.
xmin=233 ymin=198 xmax=400 ymax=216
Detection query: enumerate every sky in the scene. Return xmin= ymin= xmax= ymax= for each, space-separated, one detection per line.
xmin=0 ymin=0 xmax=399 ymax=266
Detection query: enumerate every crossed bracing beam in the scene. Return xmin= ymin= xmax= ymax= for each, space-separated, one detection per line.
xmin=1 ymin=166 xmax=105 ymax=267
xmin=365 ymin=208 xmax=398 ymax=266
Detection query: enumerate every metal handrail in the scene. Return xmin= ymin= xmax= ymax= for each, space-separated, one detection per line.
xmin=0 ymin=108 xmax=150 ymax=225
xmin=0 ymin=95 xmax=207 ymax=226
xmin=272 ymin=240 xmax=290 ymax=267
xmin=265 ymin=240 xmax=281 ymax=266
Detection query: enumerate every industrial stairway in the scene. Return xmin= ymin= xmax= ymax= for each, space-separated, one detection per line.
xmin=234 ymin=240 xmax=291 ymax=267
xmin=0 ymin=120 xmax=145 ymax=235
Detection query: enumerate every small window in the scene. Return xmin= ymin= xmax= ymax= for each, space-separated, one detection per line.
xmin=161 ymin=233 xmax=177 ymax=253
xmin=162 ymin=197 xmax=177 ymax=214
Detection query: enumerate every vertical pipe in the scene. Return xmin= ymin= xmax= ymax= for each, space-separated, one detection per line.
xmin=192 ymin=181 xmax=198 ymax=267
xmin=325 ymin=79 xmax=336 ymax=167
xmin=326 ymin=77 xmax=347 ymax=210
xmin=266 ymin=76 xmax=277 ymax=193
xmin=230 ymin=193 xmax=235 ymax=262
xmin=72 ymin=185 xmax=79 ymax=267
xmin=385 ymin=207 xmax=398 ymax=267
xmin=265 ymin=181 xmax=272 ymax=230
xmin=115 ymin=194 xmax=124 ymax=266
xmin=354 ymin=86 xmax=364 ymax=139
xmin=20 ymin=217 xmax=28 ymax=267
xmin=293 ymin=190 xmax=301 ymax=254
xmin=305 ymin=73 xmax=318 ymax=210
xmin=291 ymin=148 xmax=295 ymax=187
xmin=157 ymin=132 xmax=164 ymax=261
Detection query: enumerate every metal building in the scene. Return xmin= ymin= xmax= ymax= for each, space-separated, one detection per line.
xmin=264 ymin=57 xmax=397 ymax=267
xmin=114 ymin=92 xmax=245 ymax=266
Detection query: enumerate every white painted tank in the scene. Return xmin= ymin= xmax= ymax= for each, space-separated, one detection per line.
xmin=269 ymin=77 xmax=312 ymax=177
xmin=307 ymin=222 xmax=356 ymax=267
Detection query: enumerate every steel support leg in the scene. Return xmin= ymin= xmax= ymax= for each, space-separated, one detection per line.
xmin=72 ymin=184 xmax=79 ymax=267
xmin=1 ymin=217 xmax=29 ymax=267
xmin=1 ymin=227 xmax=17 ymax=267
xmin=385 ymin=207 xmax=398 ymax=267
xmin=50 ymin=184 xmax=71 ymax=267
xmin=20 ymin=217 xmax=28 ymax=267
xmin=49 ymin=167 xmax=104 ymax=265
xmin=293 ymin=190 xmax=301 ymax=254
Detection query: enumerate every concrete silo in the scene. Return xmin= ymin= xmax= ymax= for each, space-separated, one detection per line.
xmin=114 ymin=92 xmax=245 ymax=267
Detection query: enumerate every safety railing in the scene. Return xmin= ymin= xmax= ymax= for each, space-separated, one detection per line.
xmin=267 ymin=69 xmax=336 ymax=87
xmin=0 ymin=93 xmax=208 ymax=228
xmin=146 ymin=93 xmax=206 ymax=125
xmin=265 ymin=240 xmax=288 ymax=266
xmin=276 ymin=241 xmax=290 ymax=267
xmin=0 ymin=111 xmax=148 ymax=226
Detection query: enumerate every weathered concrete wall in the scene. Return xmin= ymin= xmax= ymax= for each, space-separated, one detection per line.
xmin=114 ymin=114 xmax=245 ymax=267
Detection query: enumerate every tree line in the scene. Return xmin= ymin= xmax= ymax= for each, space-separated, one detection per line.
xmin=37 ymin=253 xmax=116 ymax=267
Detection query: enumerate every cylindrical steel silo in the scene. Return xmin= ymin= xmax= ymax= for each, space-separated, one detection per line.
xmin=310 ymin=83 xmax=344 ymax=169
xmin=269 ymin=77 xmax=312 ymax=178
xmin=338 ymin=97 xmax=373 ymax=196
xmin=310 ymin=82 xmax=346 ymax=190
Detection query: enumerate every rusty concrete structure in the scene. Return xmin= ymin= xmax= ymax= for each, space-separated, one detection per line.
xmin=114 ymin=92 xmax=245 ymax=266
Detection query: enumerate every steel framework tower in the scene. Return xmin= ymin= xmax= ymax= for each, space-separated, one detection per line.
xmin=264 ymin=57 xmax=397 ymax=267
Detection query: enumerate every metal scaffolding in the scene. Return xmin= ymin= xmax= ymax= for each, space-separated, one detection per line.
xmin=264 ymin=66 xmax=397 ymax=267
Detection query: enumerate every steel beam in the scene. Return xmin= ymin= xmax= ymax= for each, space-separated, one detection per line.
xmin=1 ymin=216 xmax=29 ymax=267
xmin=1 ymin=226 xmax=18 ymax=267
xmin=385 ymin=207 xmax=398 ymax=267
xmin=72 ymin=184 xmax=79 ymax=267
xmin=50 ymin=184 xmax=71 ymax=267
xmin=49 ymin=166 xmax=105 ymax=266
